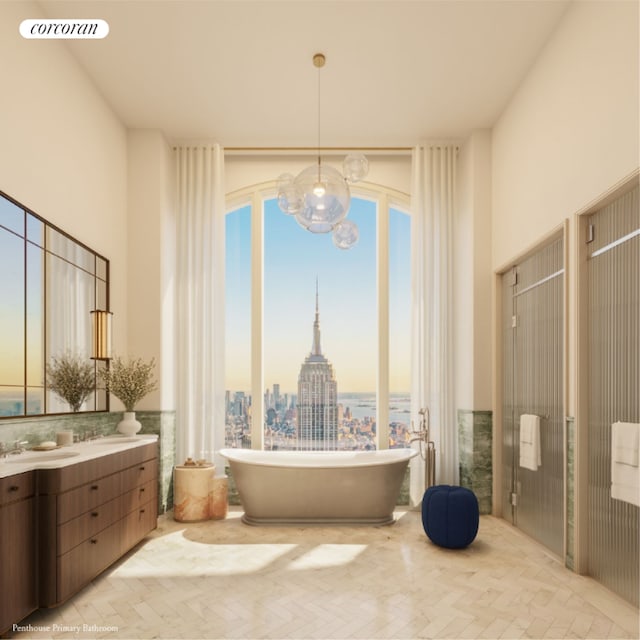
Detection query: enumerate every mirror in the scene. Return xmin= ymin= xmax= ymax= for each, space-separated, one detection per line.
xmin=0 ymin=190 xmax=109 ymax=417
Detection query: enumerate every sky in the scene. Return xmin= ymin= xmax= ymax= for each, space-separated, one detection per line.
xmin=225 ymin=197 xmax=411 ymax=394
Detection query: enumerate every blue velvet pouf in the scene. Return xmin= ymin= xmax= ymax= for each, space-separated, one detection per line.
xmin=422 ymin=485 xmax=479 ymax=549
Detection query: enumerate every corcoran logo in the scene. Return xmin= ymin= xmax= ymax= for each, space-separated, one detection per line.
xmin=20 ymin=19 xmax=109 ymax=39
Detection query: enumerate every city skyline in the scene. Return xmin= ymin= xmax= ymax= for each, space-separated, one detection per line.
xmin=225 ymin=386 xmax=412 ymax=451
xmin=225 ymin=196 xmax=411 ymax=394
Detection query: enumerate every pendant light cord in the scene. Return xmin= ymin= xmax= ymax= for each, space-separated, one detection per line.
xmin=317 ymin=56 xmax=321 ymax=179
xmin=312 ymin=53 xmax=326 ymax=181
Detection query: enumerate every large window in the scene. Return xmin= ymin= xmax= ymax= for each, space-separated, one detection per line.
xmin=225 ymin=185 xmax=410 ymax=451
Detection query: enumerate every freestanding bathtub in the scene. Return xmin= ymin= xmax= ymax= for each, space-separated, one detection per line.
xmin=219 ymin=448 xmax=417 ymax=525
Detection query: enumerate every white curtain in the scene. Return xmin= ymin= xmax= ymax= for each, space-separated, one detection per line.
xmin=175 ymin=144 xmax=225 ymax=468
xmin=410 ymin=143 xmax=458 ymax=505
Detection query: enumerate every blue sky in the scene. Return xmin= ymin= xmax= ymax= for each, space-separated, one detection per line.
xmin=225 ymin=197 xmax=410 ymax=394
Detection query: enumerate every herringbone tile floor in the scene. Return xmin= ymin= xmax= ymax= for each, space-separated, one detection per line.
xmin=11 ymin=510 xmax=639 ymax=640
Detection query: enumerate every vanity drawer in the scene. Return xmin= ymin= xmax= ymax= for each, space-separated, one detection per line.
xmin=0 ymin=472 xmax=35 ymax=507
xmin=57 ymin=495 xmax=123 ymax=556
xmin=121 ymin=457 xmax=158 ymax=491
xmin=57 ymin=519 xmax=123 ymax=603
xmin=57 ymin=473 xmax=121 ymax=524
xmin=121 ymin=497 xmax=157 ymax=553
xmin=121 ymin=478 xmax=157 ymax=515
xmin=39 ymin=455 xmax=121 ymax=494
xmin=117 ymin=443 xmax=158 ymax=470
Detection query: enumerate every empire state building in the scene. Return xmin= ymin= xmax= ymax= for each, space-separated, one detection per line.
xmin=297 ymin=282 xmax=338 ymax=450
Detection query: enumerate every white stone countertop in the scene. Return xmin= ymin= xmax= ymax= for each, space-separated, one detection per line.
xmin=0 ymin=433 xmax=158 ymax=478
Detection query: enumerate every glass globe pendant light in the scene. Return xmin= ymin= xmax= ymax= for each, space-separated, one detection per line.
xmin=332 ymin=219 xmax=359 ymax=250
xmin=294 ymin=163 xmax=350 ymax=233
xmin=276 ymin=53 xmax=368 ymax=249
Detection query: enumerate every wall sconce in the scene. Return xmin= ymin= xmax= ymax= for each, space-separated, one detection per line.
xmin=90 ymin=310 xmax=113 ymax=360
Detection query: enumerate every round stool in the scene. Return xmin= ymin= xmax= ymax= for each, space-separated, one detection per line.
xmin=422 ymin=485 xmax=479 ymax=549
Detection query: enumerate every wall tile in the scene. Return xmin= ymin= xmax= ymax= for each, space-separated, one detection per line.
xmin=565 ymin=416 xmax=575 ymax=570
xmin=458 ymin=409 xmax=493 ymax=514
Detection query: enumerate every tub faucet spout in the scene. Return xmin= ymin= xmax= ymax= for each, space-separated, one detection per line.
xmin=409 ymin=408 xmax=436 ymax=489
xmin=410 ymin=407 xmax=431 ymax=441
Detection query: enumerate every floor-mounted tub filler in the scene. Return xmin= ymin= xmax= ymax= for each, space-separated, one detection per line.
xmin=220 ymin=448 xmax=417 ymax=525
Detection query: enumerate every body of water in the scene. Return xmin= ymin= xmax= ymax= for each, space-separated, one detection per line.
xmin=339 ymin=392 xmax=411 ymax=424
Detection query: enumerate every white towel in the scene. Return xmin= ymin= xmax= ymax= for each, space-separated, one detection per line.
xmin=519 ymin=414 xmax=541 ymax=471
xmin=612 ymin=421 xmax=639 ymax=467
xmin=611 ymin=421 xmax=640 ymax=507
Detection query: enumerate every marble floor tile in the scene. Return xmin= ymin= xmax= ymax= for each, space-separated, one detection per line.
xmin=9 ymin=509 xmax=639 ymax=640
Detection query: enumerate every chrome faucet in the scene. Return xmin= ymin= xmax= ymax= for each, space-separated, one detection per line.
xmin=409 ymin=407 xmax=430 ymax=444
xmin=0 ymin=440 xmax=29 ymax=458
xmin=409 ymin=407 xmax=436 ymax=489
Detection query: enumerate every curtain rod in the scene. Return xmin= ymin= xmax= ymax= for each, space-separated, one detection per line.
xmin=173 ymin=145 xmax=457 ymax=154
xmin=224 ymin=146 xmax=413 ymax=154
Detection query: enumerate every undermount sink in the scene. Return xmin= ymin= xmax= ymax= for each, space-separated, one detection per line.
xmin=5 ymin=450 xmax=81 ymax=463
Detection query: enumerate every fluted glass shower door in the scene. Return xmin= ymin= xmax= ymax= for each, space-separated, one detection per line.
xmin=586 ymin=184 xmax=639 ymax=606
xmin=502 ymin=236 xmax=565 ymax=557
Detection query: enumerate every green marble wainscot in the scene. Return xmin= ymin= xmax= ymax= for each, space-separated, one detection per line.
xmin=0 ymin=410 xmax=176 ymax=514
xmin=458 ymin=410 xmax=493 ymax=514
xmin=565 ymin=416 xmax=575 ymax=570
xmin=225 ymin=466 xmax=242 ymax=506
xmin=0 ymin=412 xmax=121 ymax=448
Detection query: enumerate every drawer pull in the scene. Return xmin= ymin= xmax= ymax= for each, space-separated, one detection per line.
xmin=9 ymin=485 xmax=19 ymax=492
xmin=140 ymin=509 xmax=145 ymax=514
xmin=91 ymin=512 xmax=99 ymax=518
xmin=140 ymin=487 xmax=145 ymax=493
xmin=91 ymin=485 xmax=99 ymax=490
xmin=139 ymin=466 xmax=145 ymax=471
xmin=90 ymin=539 xmax=98 ymax=544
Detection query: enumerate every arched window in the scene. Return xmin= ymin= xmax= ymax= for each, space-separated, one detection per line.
xmin=225 ymin=183 xmax=410 ymax=452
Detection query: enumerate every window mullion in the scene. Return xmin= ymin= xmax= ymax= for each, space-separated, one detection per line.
xmin=251 ymin=191 xmax=264 ymax=449
xmin=377 ymin=194 xmax=390 ymax=449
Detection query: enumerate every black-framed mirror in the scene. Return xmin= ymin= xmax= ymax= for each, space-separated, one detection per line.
xmin=0 ymin=190 xmax=109 ymax=417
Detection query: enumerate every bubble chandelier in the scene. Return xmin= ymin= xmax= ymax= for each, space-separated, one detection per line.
xmin=276 ymin=53 xmax=368 ymax=249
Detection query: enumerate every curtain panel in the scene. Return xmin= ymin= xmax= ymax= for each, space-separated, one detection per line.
xmin=410 ymin=144 xmax=458 ymax=504
xmin=175 ymin=144 xmax=225 ymax=468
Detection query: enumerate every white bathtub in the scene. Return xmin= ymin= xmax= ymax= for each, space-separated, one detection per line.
xmin=219 ymin=448 xmax=417 ymax=525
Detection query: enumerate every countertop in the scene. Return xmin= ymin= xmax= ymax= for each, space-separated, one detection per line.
xmin=0 ymin=434 xmax=158 ymax=478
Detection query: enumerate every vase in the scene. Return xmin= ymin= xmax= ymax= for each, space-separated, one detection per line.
xmin=117 ymin=411 xmax=141 ymax=436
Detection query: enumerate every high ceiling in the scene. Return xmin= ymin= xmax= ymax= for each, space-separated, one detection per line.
xmin=38 ymin=0 xmax=571 ymax=147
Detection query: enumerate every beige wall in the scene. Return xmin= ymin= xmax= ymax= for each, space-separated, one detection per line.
xmin=492 ymin=0 xmax=639 ymax=271
xmin=0 ymin=0 xmax=128 ymax=353
xmin=126 ymin=131 xmax=175 ymax=411
xmin=455 ymin=131 xmax=493 ymax=411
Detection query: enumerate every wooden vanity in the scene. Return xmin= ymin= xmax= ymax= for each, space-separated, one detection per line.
xmin=0 ymin=438 xmax=158 ymax=635
xmin=0 ymin=471 xmax=37 ymax=635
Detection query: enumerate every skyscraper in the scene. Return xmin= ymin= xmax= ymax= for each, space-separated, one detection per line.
xmin=297 ymin=281 xmax=338 ymax=450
